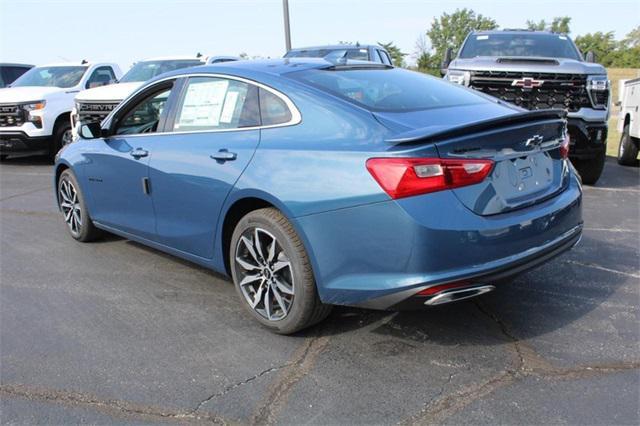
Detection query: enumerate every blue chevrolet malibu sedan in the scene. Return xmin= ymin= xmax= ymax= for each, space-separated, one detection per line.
xmin=54 ymin=59 xmax=582 ymax=334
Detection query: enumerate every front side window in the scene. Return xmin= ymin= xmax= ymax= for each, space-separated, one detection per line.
xmin=86 ymin=66 xmax=116 ymax=89
xmin=172 ymin=77 xmax=259 ymax=132
xmin=11 ymin=66 xmax=87 ymax=88
xmin=379 ymin=50 xmax=392 ymax=66
xmin=119 ymin=60 xmax=203 ymax=83
xmin=290 ymin=67 xmax=486 ymax=112
xmin=345 ymin=49 xmax=370 ymax=61
xmin=115 ymin=87 xmax=172 ymax=135
xmin=459 ymin=33 xmax=582 ymax=60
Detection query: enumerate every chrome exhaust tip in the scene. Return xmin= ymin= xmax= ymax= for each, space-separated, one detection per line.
xmin=424 ymin=285 xmax=495 ymax=306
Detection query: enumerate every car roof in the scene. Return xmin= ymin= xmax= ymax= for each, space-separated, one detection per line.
xmin=472 ymin=29 xmax=567 ymax=36
xmin=288 ymin=44 xmax=384 ymax=51
xmin=0 ymin=63 xmax=34 ymax=67
xmin=140 ymin=56 xmax=205 ymax=62
xmin=168 ymin=58 xmax=387 ymax=78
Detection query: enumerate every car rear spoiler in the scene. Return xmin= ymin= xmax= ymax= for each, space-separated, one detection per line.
xmin=385 ymin=109 xmax=567 ymax=145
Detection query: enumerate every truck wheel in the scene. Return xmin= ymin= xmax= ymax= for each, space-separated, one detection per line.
xmin=617 ymin=123 xmax=639 ymax=166
xmin=574 ymin=149 xmax=606 ymax=185
xmin=49 ymin=121 xmax=73 ymax=161
xmin=230 ymin=207 xmax=332 ymax=334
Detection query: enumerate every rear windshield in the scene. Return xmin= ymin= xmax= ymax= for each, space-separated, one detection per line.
xmin=285 ymin=48 xmax=369 ymax=61
xmin=289 ymin=67 xmax=486 ymax=112
xmin=120 ymin=60 xmax=203 ymax=83
xmin=459 ymin=33 xmax=581 ymax=60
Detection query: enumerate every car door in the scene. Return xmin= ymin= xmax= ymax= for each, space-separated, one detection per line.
xmin=146 ymin=75 xmax=263 ymax=258
xmin=83 ymin=79 xmax=178 ymax=239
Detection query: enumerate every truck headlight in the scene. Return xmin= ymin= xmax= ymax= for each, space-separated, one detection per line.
xmin=444 ymin=70 xmax=470 ymax=86
xmin=22 ymin=101 xmax=46 ymax=128
xmin=586 ymin=75 xmax=610 ymax=109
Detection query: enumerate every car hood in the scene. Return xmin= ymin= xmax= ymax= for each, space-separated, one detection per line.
xmin=0 ymin=86 xmax=67 ymax=103
xmin=448 ymin=57 xmax=607 ymax=75
xmin=373 ymin=101 xmax=519 ymax=134
xmin=74 ymin=82 xmax=143 ymax=102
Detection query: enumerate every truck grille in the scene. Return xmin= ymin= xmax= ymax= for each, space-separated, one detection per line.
xmin=0 ymin=104 xmax=25 ymax=127
xmin=77 ymin=102 xmax=120 ymax=125
xmin=469 ymin=71 xmax=592 ymax=112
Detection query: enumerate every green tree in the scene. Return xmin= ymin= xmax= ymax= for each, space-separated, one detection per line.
xmin=425 ymin=8 xmax=498 ymax=70
xmin=574 ymin=31 xmax=617 ymax=66
xmin=526 ymin=17 xmax=571 ymax=33
xmin=378 ymin=41 xmax=407 ymax=67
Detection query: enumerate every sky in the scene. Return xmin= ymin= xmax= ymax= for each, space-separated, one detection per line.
xmin=1 ymin=0 xmax=638 ymax=72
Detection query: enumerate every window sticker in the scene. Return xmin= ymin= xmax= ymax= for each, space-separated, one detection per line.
xmin=476 ymin=35 xmax=489 ymax=40
xmin=176 ymin=79 xmax=229 ymax=128
xmin=219 ymin=90 xmax=239 ymax=124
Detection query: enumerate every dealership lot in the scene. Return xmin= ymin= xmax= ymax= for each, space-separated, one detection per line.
xmin=0 ymin=157 xmax=638 ymax=424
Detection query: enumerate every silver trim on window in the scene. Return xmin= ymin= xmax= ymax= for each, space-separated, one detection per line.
xmin=103 ymin=73 xmax=301 ymax=138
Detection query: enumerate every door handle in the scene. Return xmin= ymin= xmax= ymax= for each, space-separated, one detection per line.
xmin=130 ymin=148 xmax=148 ymax=159
xmin=210 ymin=149 xmax=237 ymax=162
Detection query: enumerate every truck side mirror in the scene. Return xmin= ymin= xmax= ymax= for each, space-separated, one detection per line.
xmin=440 ymin=47 xmax=453 ymax=76
xmin=585 ymin=51 xmax=596 ymax=63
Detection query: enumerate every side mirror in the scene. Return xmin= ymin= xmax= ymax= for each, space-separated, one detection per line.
xmin=585 ymin=51 xmax=596 ymax=63
xmin=79 ymin=122 xmax=103 ymax=139
xmin=440 ymin=47 xmax=453 ymax=76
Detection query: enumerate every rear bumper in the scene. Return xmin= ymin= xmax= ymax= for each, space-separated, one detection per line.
xmin=296 ymin=172 xmax=582 ymax=309
xmin=0 ymin=131 xmax=50 ymax=155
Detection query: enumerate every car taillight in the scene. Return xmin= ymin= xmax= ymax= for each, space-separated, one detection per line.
xmin=366 ymin=157 xmax=494 ymax=199
xmin=560 ymin=132 xmax=570 ymax=159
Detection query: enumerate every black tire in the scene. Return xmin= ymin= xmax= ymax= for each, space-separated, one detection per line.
xmin=0 ymin=155 xmax=7 ymax=162
xmin=230 ymin=208 xmax=331 ymax=334
xmin=58 ymin=169 xmax=101 ymax=242
xmin=49 ymin=120 xmax=72 ymax=161
xmin=573 ymin=149 xmax=606 ymax=185
xmin=617 ymin=123 xmax=639 ymax=166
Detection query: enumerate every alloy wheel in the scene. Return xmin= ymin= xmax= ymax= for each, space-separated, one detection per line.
xmin=59 ymin=179 xmax=82 ymax=237
xmin=234 ymin=227 xmax=294 ymax=321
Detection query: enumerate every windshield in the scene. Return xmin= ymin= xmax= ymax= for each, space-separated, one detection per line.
xmin=11 ymin=66 xmax=87 ymax=88
xmin=119 ymin=60 xmax=203 ymax=83
xmin=289 ymin=67 xmax=486 ymax=112
xmin=459 ymin=33 xmax=581 ymax=60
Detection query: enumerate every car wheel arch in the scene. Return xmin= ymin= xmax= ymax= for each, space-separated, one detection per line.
xmin=54 ymin=163 xmax=70 ymax=208
xmin=218 ymin=194 xmax=321 ymax=290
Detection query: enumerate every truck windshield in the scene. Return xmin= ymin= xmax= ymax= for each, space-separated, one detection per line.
xmin=11 ymin=66 xmax=87 ymax=88
xmin=289 ymin=67 xmax=485 ymax=112
xmin=120 ymin=60 xmax=203 ymax=83
xmin=459 ymin=33 xmax=581 ymax=60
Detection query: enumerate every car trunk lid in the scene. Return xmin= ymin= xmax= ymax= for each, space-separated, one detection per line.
xmin=380 ymin=109 xmax=570 ymax=216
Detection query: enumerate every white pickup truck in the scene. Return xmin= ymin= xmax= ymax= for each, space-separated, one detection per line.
xmin=0 ymin=61 xmax=122 ymax=160
xmin=617 ymin=78 xmax=640 ymax=165
xmin=71 ymin=55 xmax=238 ymax=135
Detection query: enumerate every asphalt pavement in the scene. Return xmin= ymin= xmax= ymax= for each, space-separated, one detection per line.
xmin=1 ymin=155 xmax=638 ymax=425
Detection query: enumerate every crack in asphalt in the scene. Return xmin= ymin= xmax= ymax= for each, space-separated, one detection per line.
xmin=400 ymin=301 xmax=640 ymax=425
xmin=249 ymin=333 xmax=331 ymax=425
xmin=0 ymin=187 xmax=50 ymax=202
xmin=0 ymin=384 xmax=227 ymax=424
xmin=193 ymin=363 xmax=291 ymax=413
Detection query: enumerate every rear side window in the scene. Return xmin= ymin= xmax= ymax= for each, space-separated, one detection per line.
xmin=290 ymin=67 xmax=486 ymax=112
xmin=259 ymin=88 xmax=292 ymax=126
xmin=173 ymin=77 xmax=260 ymax=132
